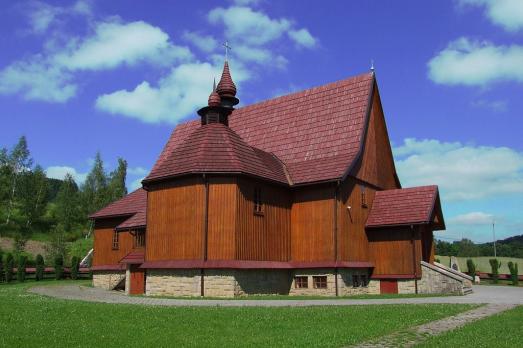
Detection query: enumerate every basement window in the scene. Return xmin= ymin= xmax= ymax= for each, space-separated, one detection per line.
xmin=254 ymin=187 xmax=263 ymax=215
xmin=360 ymin=275 xmax=368 ymax=287
xmin=352 ymin=275 xmax=360 ymax=288
xmin=295 ymin=276 xmax=308 ymax=288
xmin=134 ymin=230 xmax=145 ymax=248
xmin=360 ymin=184 xmax=367 ymax=208
xmin=313 ymin=276 xmax=328 ymax=289
xmin=112 ymin=230 xmax=119 ymax=250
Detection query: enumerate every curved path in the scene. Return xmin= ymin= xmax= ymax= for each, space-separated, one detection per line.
xmin=29 ymin=284 xmax=523 ymax=307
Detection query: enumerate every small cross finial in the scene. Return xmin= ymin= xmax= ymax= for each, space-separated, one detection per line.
xmin=370 ymin=59 xmax=375 ymax=72
xmin=223 ymin=41 xmax=232 ymax=61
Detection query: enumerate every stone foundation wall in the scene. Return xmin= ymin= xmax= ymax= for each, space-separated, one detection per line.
xmin=92 ymin=271 xmax=125 ymax=290
xmin=234 ymin=269 xmax=291 ymax=296
xmin=419 ymin=262 xmax=465 ymax=295
xmin=397 ymin=279 xmax=417 ymax=294
xmin=289 ymin=269 xmax=378 ymax=296
xmin=146 ymin=269 xmax=201 ymax=297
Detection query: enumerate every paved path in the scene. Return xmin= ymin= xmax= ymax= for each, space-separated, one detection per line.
xmin=29 ymin=284 xmax=523 ymax=307
xmin=352 ymin=303 xmax=517 ymax=347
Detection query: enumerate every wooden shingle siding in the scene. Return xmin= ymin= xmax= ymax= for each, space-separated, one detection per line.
xmin=92 ymin=217 xmax=135 ymax=266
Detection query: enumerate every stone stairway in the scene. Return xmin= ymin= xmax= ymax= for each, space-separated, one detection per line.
xmin=419 ymin=261 xmax=473 ymax=295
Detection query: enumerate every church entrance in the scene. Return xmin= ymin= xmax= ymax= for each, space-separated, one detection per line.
xmin=129 ymin=264 xmax=145 ymax=295
xmin=380 ymin=279 xmax=398 ymax=294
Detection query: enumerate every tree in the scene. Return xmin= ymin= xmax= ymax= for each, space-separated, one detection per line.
xmin=489 ymin=259 xmax=502 ymax=284
xmin=4 ymin=253 xmax=13 ymax=282
xmin=17 ymin=255 xmax=27 ymax=282
xmin=81 ymin=152 xmax=109 ymax=215
xmin=35 ymin=254 xmax=45 ymax=281
xmin=55 ymin=173 xmax=81 ymax=232
xmin=508 ymin=262 xmax=519 ymax=286
xmin=46 ymin=224 xmax=67 ymax=263
xmin=466 ymin=259 xmax=476 ymax=278
xmin=108 ymin=158 xmax=127 ymax=202
xmin=0 ymin=250 xmax=4 ymax=282
xmin=54 ymin=255 xmax=64 ymax=280
xmin=70 ymin=256 xmax=80 ymax=280
xmin=5 ymin=136 xmax=33 ymax=225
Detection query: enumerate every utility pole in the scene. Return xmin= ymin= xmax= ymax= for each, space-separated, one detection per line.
xmin=492 ymin=219 xmax=497 ymax=258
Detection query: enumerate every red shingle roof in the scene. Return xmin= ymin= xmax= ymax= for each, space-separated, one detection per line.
xmin=365 ymin=186 xmax=439 ymax=228
xmin=89 ymin=188 xmax=146 ymax=219
xmin=149 ymin=72 xmax=374 ymax=185
xmin=115 ymin=211 xmax=146 ymax=230
xmin=119 ymin=251 xmax=144 ymax=264
xmin=145 ymin=123 xmax=289 ymax=184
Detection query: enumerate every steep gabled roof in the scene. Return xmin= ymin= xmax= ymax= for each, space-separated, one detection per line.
xmin=145 ymin=123 xmax=289 ymax=184
xmin=366 ymin=185 xmax=444 ymax=229
xmin=115 ymin=211 xmax=146 ymax=230
xmin=149 ymin=72 xmax=374 ymax=185
xmin=89 ymin=188 xmax=146 ymax=220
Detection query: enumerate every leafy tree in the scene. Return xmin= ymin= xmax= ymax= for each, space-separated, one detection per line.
xmin=489 ymin=259 xmax=502 ymax=284
xmin=508 ymin=262 xmax=519 ymax=286
xmin=46 ymin=224 xmax=67 ymax=263
xmin=81 ymin=152 xmax=110 ymax=215
xmin=70 ymin=256 xmax=80 ymax=280
xmin=55 ymin=173 xmax=81 ymax=232
xmin=466 ymin=259 xmax=476 ymax=278
xmin=108 ymin=158 xmax=127 ymax=202
xmin=35 ymin=254 xmax=45 ymax=281
xmin=0 ymin=250 xmax=4 ymax=282
xmin=4 ymin=253 xmax=13 ymax=282
xmin=54 ymin=255 xmax=64 ymax=280
xmin=17 ymin=255 xmax=27 ymax=282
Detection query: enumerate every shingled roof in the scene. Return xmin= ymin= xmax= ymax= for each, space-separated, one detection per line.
xmin=89 ymin=188 xmax=146 ymax=220
xmin=148 ymin=72 xmax=374 ymax=185
xmin=366 ymin=186 xmax=444 ymax=229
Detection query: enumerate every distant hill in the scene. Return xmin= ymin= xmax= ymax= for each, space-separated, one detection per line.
xmin=436 ymin=234 xmax=523 ymax=258
xmin=46 ymin=177 xmax=79 ymax=202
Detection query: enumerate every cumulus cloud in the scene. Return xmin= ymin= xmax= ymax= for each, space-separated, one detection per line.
xmin=427 ymin=37 xmax=523 ymax=86
xmin=26 ymin=0 xmax=92 ymax=34
xmin=46 ymin=165 xmax=88 ymax=184
xmin=450 ymin=212 xmax=494 ymax=225
xmin=459 ymin=0 xmax=523 ymax=32
xmin=288 ymin=28 xmax=317 ymax=48
xmin=95 ymin=62 xmax=249 ymax=124
xmin=394 ymin=138 xmax=523 ymax=201
xmin=182 ymin=31 xmax=218 ymax=53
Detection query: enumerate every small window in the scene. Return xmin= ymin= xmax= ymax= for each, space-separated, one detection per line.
xmin=360 ymin=275 xmax=368 ymax=287
xmin=313 ymin=276 xmax=328 ymax=289
xmin=352 ymin=275 xmax=360 ymax=288
xmin=112 ymin=230 xmax=119 ymax=250
xmin=360 ymin=184 xmax=367 ymax=208
xmin=134 ymin=230 xmax=145 ymax=248
xmin=294 ymin=276 xmax=308 ymax=289
xmin=254 ymin=187 xmax=263 ymax=214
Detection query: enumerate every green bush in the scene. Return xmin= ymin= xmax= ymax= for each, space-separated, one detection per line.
xmin=35 ymin=254 xmax=45 ymax=281
xmin=54 ymin=255 xmax=64 ymax=280
xmin=0 ymin=250 xmax=4 ymax=282
xmin=466 ymin=259 xmax=476 ymax=278
xmin=508 ymin=262 xmax=519 ymax=286
xmin=70 ymin=256 xmax=79 ymax=280
xmin=489 ymin=259 xmax=502 ymax=284
xmin=17 ymin=255 xmax=27 ymax=282
xmin=5 ymin=253 xmax=14 ymax=283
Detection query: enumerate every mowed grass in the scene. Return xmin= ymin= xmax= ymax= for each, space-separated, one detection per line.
xmin=436 ymin=255 xmax=523 ymax=275
xmin=417 ymin=305 xmax=523 ymax=348
xmin=0 ymin=281 xmax=475 ymax=348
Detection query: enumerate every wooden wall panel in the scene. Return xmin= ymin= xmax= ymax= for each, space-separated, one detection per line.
xmin=353 ymin=87 xmax=399 ymax=190
xmin=92 ymin=217 xmax=135 ymax=266
xmin=207 ymin=177 xmax=237 ymax=260
xmin=368 ymin=227 xmax=422 ymax=275
xmin=338 ymin=178 xmax=375 ymax=261
xmin=291 ymin=184 xmax=334 ymax=261
xmin=146 ymin=177 xmax=204 ymax=261
xmin=236 ymin=178 xmax=291 ymax=261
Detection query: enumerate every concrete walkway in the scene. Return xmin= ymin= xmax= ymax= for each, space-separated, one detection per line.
xmin=29 ymin=284 xmax=523 ymax=307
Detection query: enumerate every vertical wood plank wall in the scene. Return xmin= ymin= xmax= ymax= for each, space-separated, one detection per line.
xmin=92 ymin=217 xmax=134 ymax=266
xmin=291 ymin=184 xmax=334 ymax=261
xmin=207 ymin=177 xmax=237 ymax=260
xmin=236 ymin=178 xmax=291 ymax=261
xmin=146 ymin=177 xmax=204 ymax=261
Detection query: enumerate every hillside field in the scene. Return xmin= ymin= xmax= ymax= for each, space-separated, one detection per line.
xmin=436 ymin=256 xmax=523 ymax=275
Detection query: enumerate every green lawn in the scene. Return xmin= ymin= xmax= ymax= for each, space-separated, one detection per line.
xmin=436 ymin=255 xmax=523 ymax=275
xmin=417 ymin=305 xmax=523 ymax=348
xmin=0 ymin=281 xmax=475 ymax=348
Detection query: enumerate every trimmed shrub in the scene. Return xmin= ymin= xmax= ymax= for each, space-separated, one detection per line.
xmin=17 ymin=255 xmax=27 ymax=282
xmin=5 ymin=253 xmax=14 ymax=283
xmin=70 ymin=256 xmax=80 ymax=280
xmin=35 ymin=254 xmax=45 ymax=281
xmin=466 ymin=259 xmax=476 ymax=278
xmin=0 ymin=250 xmax=4 ymax=282
xmin=508 ymin=262 xmax=519 ymax=286
xmin=435 ymin=258 xmax=440 ymax=263
xmin=489 ymin=259 xmax=502 ymax=284
xmin=54 ymin=255 xmax=64 ymax=280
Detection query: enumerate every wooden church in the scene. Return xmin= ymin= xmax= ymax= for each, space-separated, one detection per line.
xmin=89 ymin=60 xmax=469 ymax=297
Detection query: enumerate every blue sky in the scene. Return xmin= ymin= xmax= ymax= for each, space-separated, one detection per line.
xmin=1 ymin=0 xmax=522 ymax=243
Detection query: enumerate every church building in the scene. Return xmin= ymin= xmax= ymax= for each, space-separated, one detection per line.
xmin=89 ymin=60 xmax=470 ymax=297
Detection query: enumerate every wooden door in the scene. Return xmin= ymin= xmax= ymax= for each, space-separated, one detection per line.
xmin=380 ymin=280 xmax=398 ymax=294
xmin=129 ymin=265 xmax=145 ymax=295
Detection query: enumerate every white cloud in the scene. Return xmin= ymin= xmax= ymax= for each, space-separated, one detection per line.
xmin=459 ymin=0 xmax=523 ymax=32
xmin=230 ymin=0 xmax=260 ymax=5
xmin=95 ymin=62 xmax=249 ymax=124
xmin=182 ymin=31 xmax=218 ymax=53
xmin=130 ymin=177 xmax=145 ymax=191
xmin=26 ymin=0 xmax=92 ymax=34
xmin=288 ymin=28 xmax=317 ymax=48
xmin=450 ymin=212 xmax=494 ymax=225
xmin=394 ymin=138 xmax=523 ymax=201
xmin=471 ymin=99 xmax=508 ymax=112
xmin=46 ymin=166 xmax=88 ymax=184
xmin=208 ymin=6 xmax=291 ymax=46
xmin=56 ymin=20 xmax=192 ymax=71
xmin=127 ymin=166 xmax=149 ymax=176
xmin=428 ymin=37 xmax=523 ymax=86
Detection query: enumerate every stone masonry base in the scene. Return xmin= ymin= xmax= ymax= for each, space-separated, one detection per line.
xmin=92 ymin=271 xmax=125 ymax=290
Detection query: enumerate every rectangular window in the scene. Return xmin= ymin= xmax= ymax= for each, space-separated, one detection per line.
xmin=295 ymin=276 xmax=308 ymax=288
xmin=313 ymin=276 xmax=328 ymax=289
xmin=112 ymin=230 xmax=119 ymax=250
xmin=254 ymin=187 xmax=263 ymax=214
xmin=134 ymin=230 xmax=145 ymax=248
xmin=360 ymin=275 xmax=368 ymax=287
xmin=352 ymin=275 xmax=360 ymax=288
xmin=360 ymin=184 xmax=367 ymax=208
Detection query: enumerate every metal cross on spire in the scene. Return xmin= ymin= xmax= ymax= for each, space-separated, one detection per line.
xmin=223 ymin=41 xmax=232 ymax=61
